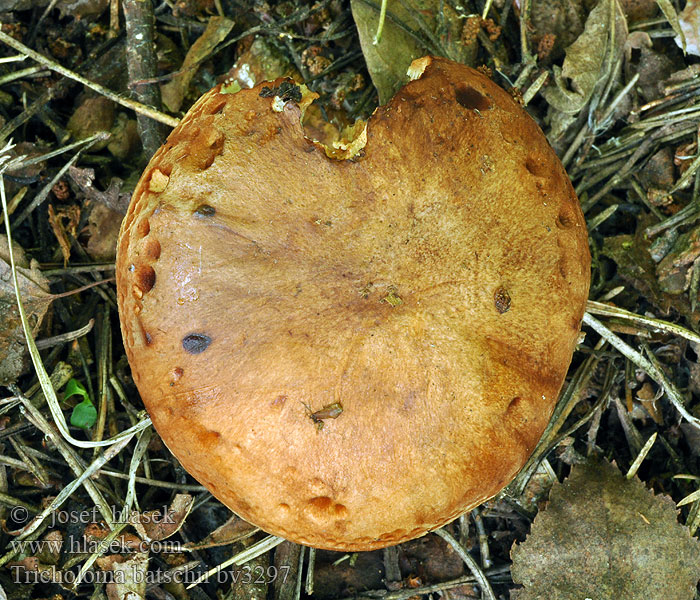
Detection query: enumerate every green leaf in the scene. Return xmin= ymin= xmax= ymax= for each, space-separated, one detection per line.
xmin=70 ymin=398 xmax=97 ymax=429
xmin=65 ymin=379 xmax=96 ymax=429
xmin=64 ymin=378 xmax=89 ymax=402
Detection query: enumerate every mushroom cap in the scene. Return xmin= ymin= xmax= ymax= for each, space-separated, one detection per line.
xmin=116 ymin=56 xmax=590 ymax=551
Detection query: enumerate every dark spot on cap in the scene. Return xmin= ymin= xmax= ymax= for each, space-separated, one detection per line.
xmin=194 ymin=204 xmax=216 ymax=217
xmin=494 ymin=287 xmax=511 ymax=314
xmin=182 ymin=333 xmax=212 ymax=354
xmin=455 ymin=84 xmax=492 ymax=112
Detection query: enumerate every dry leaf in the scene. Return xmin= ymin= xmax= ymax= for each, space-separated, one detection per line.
xmin=601 ymin=217 xmax=699 ymax=328
xmin=511 ymin=459 xmax=700 ymax=600
xmin=350 ymin=0 xmax=472 ymax=104
xmin=676 ymin=0 xmax=700 ymax=56
xmin=131 ymin=494 xmax=193 ymax=542
xmin=57 ymin=0 xmax=109 ymax=19
xmin=635 ymin=382 xmax=664 ymax=423
xmin=85 ymin=201 xmax=122 ymax=262
xmin=624 ymin=32 xmax=676 ymax=103
xmin=161 ymin=16 xmax=235 ymax=112
xmin=543 ymin=0 xmax=628 ymax=114
xmin=106 ymin=552 xmax=148 ymax=600
xmin=654 ymin=0 xmax=685 ymax=53
xmin=656 ymin=227 xmax=700 ymax=294
xmin=620 ymin=0 xmax=658 ymax=21
xmin=526 ymin=0 xmax=588 ymax=62
xmin=0 ymin=235 xmax=52 ymax=385
xmin=66 ymin=96 xmax=114 ymax=150
xmin=47 ymin=203 xmax=80 ymax=265
xmin=34 ymin=530 xmax=62 ymax=565
xmin=107 ymin=113 xmax=140 ymax=161
xmin=184 ymin=514 xmax=258 ymax=550
xmin=67 ymin=166 xmax=130 ymax=215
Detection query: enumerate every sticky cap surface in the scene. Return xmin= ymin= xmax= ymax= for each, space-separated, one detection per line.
xmin=116 ymin=57 xmax=590 ymax=551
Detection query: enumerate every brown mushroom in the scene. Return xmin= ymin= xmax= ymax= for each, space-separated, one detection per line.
xmin=116 ymin=56 xmax=590 ymax=551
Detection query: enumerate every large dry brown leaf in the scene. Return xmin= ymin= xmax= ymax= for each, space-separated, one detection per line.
xmin=511 ymin=459 xmax=700 ymax=600
xmin=0 ymin=235 xmax=51 ymax=385
xmin=543 ymin=0 xmax=628 ymax=114
xmin=161 ymin=16 xmax=235 ymax=112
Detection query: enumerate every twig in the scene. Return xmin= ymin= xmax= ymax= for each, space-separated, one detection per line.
xmin=518 ymin=0 xmax=534 ymax=67
xmin=35 ymin=319 xmax=95 ymax=350
xmin=43 ymin=263 xmax=116 ymax=276
xmin=12 ymin=386 xmax=115 ymax=530
xmin=305 ymin=547 xmax=315 ymax=595
xmin=585 ymin=300 xmax=700 ymax=344
xmin=186 ymin=535 xmax=284 ymax=588
xmin=273 ymin=542 xmax=306 ymax=600
xmin=0 ymin=54 xmax=27 ymax=64
xmin=7 ymin=134 xmax=116 ymax=171
xmin=626 ymin=432 xmax=657 ymax=479
xmin=10 ymin=403 xmax=134 ymax=541
xmin=73 ymin=522 xmax=130 ymax=585
xmin=522 ymin=70 xmax=549 ymax=106
xmin=10 ymin=132 xmax=110 ymax=228
xmin=373 ymin=0 xmax=388 ymax=44
xmin=92 ymin=304 xmax=111 ymax=448
xmin=122 ymin=426 xmax=153 ymax=519
xmin=433 ymin=528 xmax=497 ymax=600
xmin=122 ymin=0 xmax=168 ymax=158
xmin=0 ymin=66 xmax=47 ymax=86
xmin=1 ymin=151 xmax=153 ymax=448
xmin=0 ymin=88 xmax=56 ymax=142
xmin=0 ymin=28 xmax=179 ymax=128
xmin=582 ymin=313 xmax=700 ymax=430
xmin=337 ymin=566 xmax=512 ymax=600
xmin=95 ymin=468 xmax=205 ymax=490
xmin=472 ymin=507 xmax=492 ymax=568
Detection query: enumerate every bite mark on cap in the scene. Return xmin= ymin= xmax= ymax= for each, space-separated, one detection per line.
xmin=182 ymin=333 xmax=212 ymax=354
xmin=455 ymin=84 xmax=492 ymax=112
